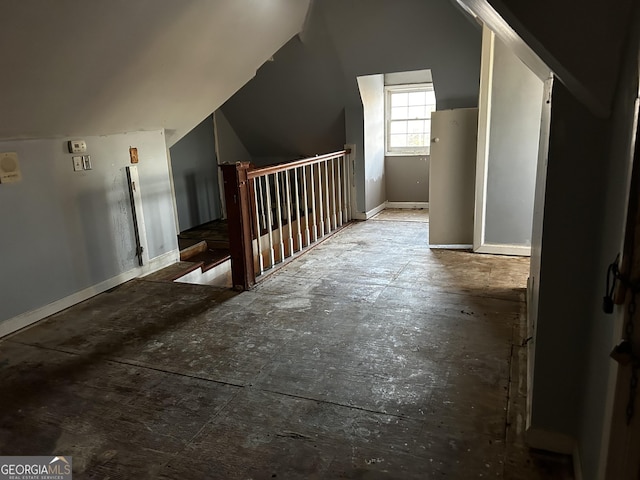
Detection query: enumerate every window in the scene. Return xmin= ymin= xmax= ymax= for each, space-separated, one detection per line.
xmin=385 ymin=84 xmax=436 ymax=155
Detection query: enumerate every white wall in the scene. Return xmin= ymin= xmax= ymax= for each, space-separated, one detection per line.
xmin=357 ymin=74 xmax=386 ymax=212
xmin=0 ymin=130 xmax=177 ymax=331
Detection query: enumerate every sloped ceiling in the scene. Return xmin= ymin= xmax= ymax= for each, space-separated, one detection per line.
xmin=0 ymin=0 xmax=310 ymax=145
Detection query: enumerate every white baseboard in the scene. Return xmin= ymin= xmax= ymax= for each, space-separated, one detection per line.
xmin=0 ymin=249 xmax=179 ymax=339
xmin=475 ymin=243 xmax=532 ymax=257
xmin=428 ymin=244 xmax=473 ymax=250
xmin=385 ymin=201 xmax=429 ymax=209
xmin=142 ymin=249 xmax=180 ymax=275
xmin=352 ymin=202 xmax=386 ymax=220
xmin=525 ymin=427 xmax=576 ymax=455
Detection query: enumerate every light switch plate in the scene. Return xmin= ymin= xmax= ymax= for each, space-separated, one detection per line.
xmin=82 ymin=155 xmax=92 ymax=170
xmin=72 ymin=156 xmax=83 ymax=171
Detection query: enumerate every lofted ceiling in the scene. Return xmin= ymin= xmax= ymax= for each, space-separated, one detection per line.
xmin=0 ymin=0 xmax=310 ymax=146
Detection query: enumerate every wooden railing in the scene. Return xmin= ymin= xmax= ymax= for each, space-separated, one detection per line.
xmin=221 ymin=150 xmax=353 ymax=290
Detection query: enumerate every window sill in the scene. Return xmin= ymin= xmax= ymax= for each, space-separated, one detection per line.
xmin=385 ymin=152 xmax=430 ymax=157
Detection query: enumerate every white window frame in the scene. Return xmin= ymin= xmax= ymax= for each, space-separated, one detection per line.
xmin=384 ymin=83 xmax=436 ymax=156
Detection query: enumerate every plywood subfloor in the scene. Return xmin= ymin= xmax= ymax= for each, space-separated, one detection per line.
xmin=0 ymin=211 xmax=573 ymax=479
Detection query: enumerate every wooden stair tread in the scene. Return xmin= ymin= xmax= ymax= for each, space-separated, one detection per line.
xmin=179 ymin=240 xmax=208 ymax=261
xmin=186 ymin=249 xmax=230 ymax=272
xmin=143 ymin=261 xmax=204 ymax=282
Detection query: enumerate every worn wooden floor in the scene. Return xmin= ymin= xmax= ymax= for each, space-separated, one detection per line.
xmin=0 ymin=210 xmax=573 ymax=479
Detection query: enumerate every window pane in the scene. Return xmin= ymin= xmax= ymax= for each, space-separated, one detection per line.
xmin=391 ymin=106 xmax=408 ymax=120
xmin=407 ymin=133 xmax=426 ymax=147
xmin=390 ymin=121 xmax=407 ymax=134
xmin=408 ymin=91 xmax=427 ymax=106
xmin=408 ymin=120 xmax=426 ymax=134
xmin=426 ymin=90 xmax=436 ymax=105
xmin=408 ymin=106 xmax=427 ymax=119
xmin=391 ymin=92 xmax=408 ymax=107
xmin=389 ymin=134 xmax=407 ymax=148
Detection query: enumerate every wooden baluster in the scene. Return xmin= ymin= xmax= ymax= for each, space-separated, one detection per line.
xmin=331 ymin=157 xmax=337 ymax=229
xmin=324 ymin=160 xmax=331 ymax=232
xmin=274 ymin=171 xmax=285 ymax=262
xmin=302 ymin=164 xmax=311 ymax=246
xmin=341 ymin=156 xmax=349 ymax=223
xmin=310 ymin=163 xmax=318 ymax=242
xmin=337 ymin=155 xmax=343 ymax=227
xmin=264 ymin=174 xmax=276 ymax=269
xmin=252 ymin=178 xmax=264 ymax=274
xmin=316 ymin=162 xmax=325 ymax=238
xmin=257 ymin=175 xmax=266 ymax=230
xmin=293 ymin=167 xmax=303 ymax=251
xmin=344 ymin=154 xmax=353 ymax=221
xmin=284 ymin=169 xmax=294 ymax=257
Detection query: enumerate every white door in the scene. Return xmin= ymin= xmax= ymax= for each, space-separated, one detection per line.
xmin=428 ymin=108 xmax=478 ymax=247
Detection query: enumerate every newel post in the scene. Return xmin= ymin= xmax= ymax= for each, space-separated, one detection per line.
xmin=220 ymin=162 xmax=256 ymax=290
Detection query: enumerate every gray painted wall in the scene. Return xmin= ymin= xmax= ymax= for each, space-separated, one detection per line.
xmin=0 ymin=130 xmax=177 ymax=324
xmin=222 ymin=28 xmax=348 ymax=158
xmin=214 ymin=110 xmax=252 ymax=164
xmin=222 ymin=0 xmax=482 ymax=213
xmin=528 ymin=61 xmax=639 ymax=477
xmin=385 ymin=156 xmax=429 ymax=202
xmin=484 ymin=37 xmax=543 ymax=246
xmin=170 ymin=114 xmax=221 ymax=232
xmin=529 ymin=79 xmax=610 ymax=469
